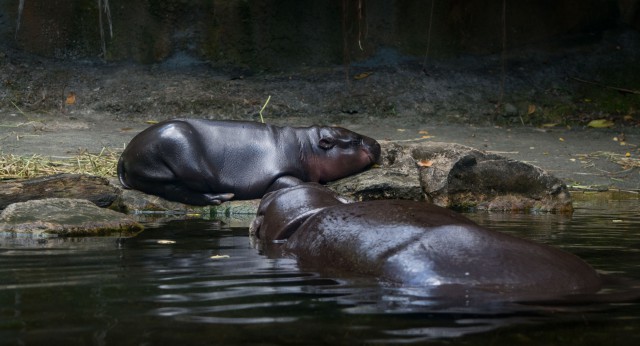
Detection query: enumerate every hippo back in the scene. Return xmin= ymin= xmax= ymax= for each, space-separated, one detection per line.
xmin=284 ymin=200 xmax=601 ymax=295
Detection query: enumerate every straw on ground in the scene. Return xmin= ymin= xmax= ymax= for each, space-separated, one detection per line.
xmin=0 ymin=148 xmax=120 ymax=179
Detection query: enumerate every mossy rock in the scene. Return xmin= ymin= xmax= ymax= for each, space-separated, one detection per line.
xmin=0 ymin=198 xmax=143 ymax=237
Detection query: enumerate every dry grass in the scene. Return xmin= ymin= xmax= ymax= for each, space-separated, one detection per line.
xmin=0 ymin=148 xmax=120 ymax=179
xmin=590 ymin=151 xmax=640 ymax=169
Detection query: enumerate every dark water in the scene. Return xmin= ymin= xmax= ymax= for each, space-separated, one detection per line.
xmin=1 ymin=198 xmax=639 ymax=345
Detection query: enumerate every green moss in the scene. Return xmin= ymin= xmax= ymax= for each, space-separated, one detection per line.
xmin=572 ymin=60 xmax=640 ymax=119
xmin=538 ymin=103 xmax=578 ymax=126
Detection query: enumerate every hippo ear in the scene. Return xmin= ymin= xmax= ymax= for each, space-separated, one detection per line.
xmin=319 ymin=137 xmax=335 ymax=150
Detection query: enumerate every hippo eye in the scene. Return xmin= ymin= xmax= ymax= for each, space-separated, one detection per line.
xmin=319 ymin=137 xmax=335 ymax=150
xmin=351 ymin=139 xmax=363 ymax=146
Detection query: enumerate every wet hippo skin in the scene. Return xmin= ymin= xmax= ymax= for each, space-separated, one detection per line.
xmin=251 ymin=184 xmax=602 ymax=296
xmin=117 ymin=119 xmax=380 ymax=205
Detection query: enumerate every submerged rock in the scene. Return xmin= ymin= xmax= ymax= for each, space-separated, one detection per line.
xmin=0 ymin=198 xmax=143 ymax=237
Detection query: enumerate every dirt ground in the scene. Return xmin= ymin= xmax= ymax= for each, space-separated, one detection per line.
xmin=1 ymin=29 xmax=639 ymax=193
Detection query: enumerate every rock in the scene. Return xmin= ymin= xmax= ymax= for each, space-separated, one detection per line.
xmin=413 ymin=142 xmax=572 ymax=212
xmin=0 ymin=174 xmax=118 ymax=210
xmin=329 ymin=141 xmax=422 ymax=200
xmin=211 ymin=199 xmax=261 ymax=217
xmin=331 ymin=141 xmax=573 ymax=212
xmin=0 ymin=198 xmax=143 ymax=237
xmin=110 ymin=178 xmax=260 ymax=217
xmin=111 ymin=179 xmax=209 ymax=213
xmin=0 ymin=235 xmax=125 ymax=249
xmin=503 ymin=103 xmax=519 ymax=117
xmin=328 ymin=168 xmax=423 ymax=201
xmin=0 ymin=140 xmax=573 ymax=216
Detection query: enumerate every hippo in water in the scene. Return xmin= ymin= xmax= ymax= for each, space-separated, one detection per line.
xmin=250 ymin=183 xmax=602 ymax=297
xmin=117 ymin=119 xmax=380 ymax=205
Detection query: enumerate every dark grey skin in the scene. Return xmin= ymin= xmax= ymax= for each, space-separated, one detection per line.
xmin=253 ymin=182 xmax=348 ymax=242
xmin=117 ymin=119 xmax=380 ymax=205
xmin=251 ymin=184 xmax=602 ymax=297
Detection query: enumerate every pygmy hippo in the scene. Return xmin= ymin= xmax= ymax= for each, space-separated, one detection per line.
xmin=250 ymin=183 xmax=602 ymax=297
xmin=118 ymin=119 xmax=380 ymax=205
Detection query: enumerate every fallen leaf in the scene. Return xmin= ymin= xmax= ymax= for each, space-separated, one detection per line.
xmin=613 ymin=138 xmax=628 ymax=145
xmin=157 ymin=240 xmax=176 ymax=244
xmin=65 ymin=92 xmax=76 ymax=105
xmin=559 ymin=137 xmax=565 ymax=142
xmin=570 ymin=184 xmax=591 ymax=189
xmin=541 ymin=123 xmax=558 ymax=128
xmin=417 ymin=159 xmax=433 ymax=167
xmin=354 ymin=72 xmax=373 ymax=80
xmin=623 ymin=114 xmax=634 ymax=121
xmin=626 ymin=152 xmax=631 ymax=157
xmin=527 ymin=104 xmax=536 ymax=115
xmin=418 ymin=130 xmax=429 ymax=135
xmin=397 ymin=128 xmax=406 ymax=132
xmin=145 ymin=120 xmax=159 ymax=124
xmin=587 ymin=119 xmax=614 ymax=128
xmin=211 ymin=254 xmax=230 ymax=259
xmin=421 ymin=135 xmax=434 ymax=139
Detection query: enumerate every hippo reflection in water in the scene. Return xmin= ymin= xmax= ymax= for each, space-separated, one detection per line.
xmin=250 ymin=183 xmax=602 ymax=299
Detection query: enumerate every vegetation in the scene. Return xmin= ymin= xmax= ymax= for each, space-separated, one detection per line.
xmin=0 ymin=148 xmax=119 ymax=179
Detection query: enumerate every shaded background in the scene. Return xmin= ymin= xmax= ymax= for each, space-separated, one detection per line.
xmin=1 ymin=0 xmax=638 ymax=67
xmin=1 ymin=0 xmax=639 ymax=129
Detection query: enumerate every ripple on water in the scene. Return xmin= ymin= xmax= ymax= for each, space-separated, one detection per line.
xmin=1 ymin=200 xmax=639 ymax=344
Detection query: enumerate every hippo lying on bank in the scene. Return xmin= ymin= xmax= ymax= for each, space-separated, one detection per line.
xmin=117 ymin=119 xmax=380 ymax=205
xmin=250 ymin=183 xmax=602 ymax=296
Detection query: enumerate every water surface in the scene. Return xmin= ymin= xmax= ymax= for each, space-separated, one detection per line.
xmin=1 ymin=198 xmax=639 ymax=345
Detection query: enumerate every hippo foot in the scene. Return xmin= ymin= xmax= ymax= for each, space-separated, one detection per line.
xmin=203 ymin=193 xmax=235 ymax=205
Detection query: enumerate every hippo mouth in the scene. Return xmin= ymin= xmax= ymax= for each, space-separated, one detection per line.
xmin=362 ymin=149 xmax=379 ymax=166
xmin=363 ymin=145 xmax=381 ymax=165
xmin=366 ymin=152 xmax=376 ymax=165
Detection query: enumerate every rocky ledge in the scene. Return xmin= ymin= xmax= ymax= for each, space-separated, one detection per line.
xmin=331 ymin=141 xmax=573 ymax=212
xmin=0 ymin=141 xmax=572 ymax=237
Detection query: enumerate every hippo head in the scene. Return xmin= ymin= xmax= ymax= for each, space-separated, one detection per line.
xmin=304 ymin=126 xmax=381 ymax=183
xmin=250 ymin=183 xmax=346 ymax=243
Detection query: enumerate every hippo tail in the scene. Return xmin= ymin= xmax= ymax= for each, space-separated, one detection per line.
xmin=117 ymin=155 xmax=131 ymax=189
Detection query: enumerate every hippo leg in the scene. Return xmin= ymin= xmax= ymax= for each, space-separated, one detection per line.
xmin=162 ymin=184 xmax=234 ymax=205
xmin=130 ymin=180 xmax=234 ymax=206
